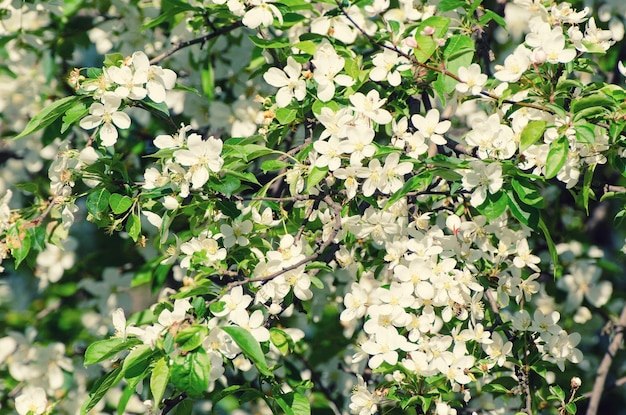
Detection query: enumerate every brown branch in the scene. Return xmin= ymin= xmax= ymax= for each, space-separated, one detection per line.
xmin=604 ymin=184 xmax=626 ymax=194
xmin=334 ymin=0 xmax=553 ymax=114
xmin=150 ymin=21 xmax=244 ymax=65
xmin=207 ymin=195 xmax=342 ymax=306
xmin=586 ymin=304 xmax=626 ymax=415
xmin=583 ymin=375 xmax=626 ymax=399
xmin=161 ymin=393 xmax=187 ymax=415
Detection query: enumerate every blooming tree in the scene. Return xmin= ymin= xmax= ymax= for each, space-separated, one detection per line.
xmin=2 ymin=0 xmax=626 ymax=415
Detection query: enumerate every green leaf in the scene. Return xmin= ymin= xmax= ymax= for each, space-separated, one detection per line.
xmin=13 ymin=182 xmax=39 ymax=194
xmin=420 ymin=16 xmax=450 ymax=38
xmin=571 ymin=94 xmax=616 ymax=114
xmin=222 ymin=326 xmax=272 ymax=377
xmin=274 ymin=391 xmax=311 ymax=415
xmin=201 ymin=57 xmax=215 ymax=102
xmin=216 ymin=199 xmax=241 ymax=219
xmin=109 ymin=193 xmax=134 ymax=214
xmin=171 ymin=349 xmax=211 ymax=397
xmin=482 ymin=377 xmax=518 ymax=394
xmin=549 ymin=385 xmax=565 ymax=401
xmin=306 ymin=166 xmax=328 ymax=192
xmin=84 ymin=337 xmax=141 ymax=366
xmin=544 ymin=136 xmax=568 ymax=179
xmin=81 ymin=366 xmax=124 ymax=415
xmin=520 ymin=120 xmax=547 ymax=153
xmin=248 ymin=36 xmax=291 ymax=49
xmin=312 ymin=100 xmax=339 ymax=115
xmin=222 ymin=169 xmax=261 ymax=186
xmin=270 ymin=328 xmax=293 ymax=356
xmin=208 ymin=175 xmax=241 ymax=197
xmin=476 ymin=191 xmax=507 ymax=220
xmin=86 ymin=187 xmax=111 ymax=219
xmin=150 ymin=358 xmax=170 ymax=408
xmin=443 ymin=35 xmax=475 ymax=61
xmin=437 ymin=0 xmax=465 ymax=12
xmin=385 ymin=171 xmax=430 ymax=209
xmin=538 ymin=217 xmax=561 ymax=278
xmin=479 ymin=9 xmax=507 ymax=28
xmin=61 ymin=100 xmax=88 ymax=134
xmin=122 ymin=344 xmax=156 ymax=379
xmin=565 ymin=402 xmax=577 ymax=414
xmin=140 ymin=99 xmax=171 ymax=119
xmin=293 ymin=40 xmax=317 ymax=55
xmin=126 ymin=214 xmax=142 ymax=242
xmin=261 ymin=159 xmax=290 ymax=173
xmin=511 ymin=178 xmax=544 ymax=208
xmin=223 ymin=143 xmax=272 ymax=162
xmin=276 ymin=107 xmax=298 ymax=124
xmin=175 ymin=325 xmax=208 ymax=352
xmin=574 ymin=123 xmax=596 ymax=144
xmin=103 ymin=53 xmax=125 ymax=67
xmin=582 ymin=163 xmax=596 ymax=214
xmin=15 ymin=96 xmax=80 ymax=139
xmin=139 ymin=1 xmax=197 ymax=31
xmin=9 ymin=225 xmax=31 ymax=268
xmin=506 ymin=191 xmax=539 ymax=228
xmin=413 ymin=35 xmax=437 ymax=63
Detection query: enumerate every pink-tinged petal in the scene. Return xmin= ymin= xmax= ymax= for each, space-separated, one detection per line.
xmin=100 ymin=123 xmax=119 ymax=146
xmin=80 ymin=114 xmax=103 ymax=130
xmin=111 ymin=111 xmax=131 ymax=129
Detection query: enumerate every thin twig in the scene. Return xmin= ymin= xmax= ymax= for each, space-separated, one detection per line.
xmin=150 ymin=21 xmax=244 ymax=65
xmin=161 ymin=393 xmax=187 ymax=415
xmin=582 ymin=375 xmax=626 ymax=399
xmin=586 ymin=303 xmax=626 ymax=415
xmin=207 ymin=195 xmax=342 ymax=306
xmin=334 ymin=0 xmax=553 ymax=114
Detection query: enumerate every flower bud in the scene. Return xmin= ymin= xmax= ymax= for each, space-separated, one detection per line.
xmin=534 ymin=49 xmax=548 ymax=64
xmin=421 ymin=26 xmax=435 ymax=36
xmin=404 ymin=37 xmax=418 ymax=48
xmin=571 ymin=377 xmax=582 ymax=388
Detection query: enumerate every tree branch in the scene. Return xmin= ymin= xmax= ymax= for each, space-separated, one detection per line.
xmin=207 ymin=195 xmax=342 ymax=306
xmin=150 ymin=21 xmax=244 ymax=65
xmin=586 ymin=303 xmax=626 ymax=415
xmin=161 ymin=393 xmax=187 ymax=415
xmin=334 ymin=0 xmax=553 ymax=114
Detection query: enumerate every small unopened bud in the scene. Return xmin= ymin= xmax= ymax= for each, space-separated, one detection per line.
xmin=404 ymin=37 xmax=418 ymax=48
xmin=533 ymin=49 xmax=548 ymax=64
xmin=325 ymin=174 xmax=336 ymax=187
xmin=571 ymin=377 xmax=582 ymax=389
xmin=268 ymin=303 xmax=282 ymax=315
xmin=421 ymin=26 xmax=435 ymax=36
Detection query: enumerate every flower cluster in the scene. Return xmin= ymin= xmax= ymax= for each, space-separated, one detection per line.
xmin=2 ymin=0 xmax=626 ymax=415
xmin=77 ymin=51 xmax=176 ymax=146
